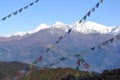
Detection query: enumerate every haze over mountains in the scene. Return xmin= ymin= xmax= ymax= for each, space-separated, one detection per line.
xmin=0 ymin=21 xmax=120 ymax=72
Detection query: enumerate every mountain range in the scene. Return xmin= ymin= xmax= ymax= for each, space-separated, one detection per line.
xmin=0 ymin=21 xmax=120 ymax=73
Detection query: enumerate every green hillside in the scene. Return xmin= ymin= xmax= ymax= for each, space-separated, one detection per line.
xmin=0 ymin=61 xmax=120 ymax=80
xmin=0 ymin=61 xmax=28 ymax=80
xmin=20 ymin=68 xmax=120 ymax=80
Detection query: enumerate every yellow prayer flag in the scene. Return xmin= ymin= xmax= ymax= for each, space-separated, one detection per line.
xmin=51 ymin=45 xmax=55 ymax=49
xmin=75 ymin=72 xmax=79 ymax=77
xmin=29 ymin=64 xmax=33 ymax=69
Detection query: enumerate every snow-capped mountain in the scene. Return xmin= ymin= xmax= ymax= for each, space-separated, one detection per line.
xmin=0 ymin=21 xmax=120 ymax=73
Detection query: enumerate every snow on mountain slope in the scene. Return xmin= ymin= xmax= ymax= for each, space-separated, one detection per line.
xmin=72 ymin=21 xmax=114 ymax=34
xmin=0 ymin=21 xmax=120 ymax=73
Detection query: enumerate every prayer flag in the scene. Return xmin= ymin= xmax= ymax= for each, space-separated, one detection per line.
xmin=68 ymin=29 xmax=72 ymax=34
xmin=15 ymin=72 xmax=20 ymax=77
xmin=83 ymin=15 xmax=86 ymax=21
xmin=51 ymin=45 xmax=55 ymax=49
xmin=87 ymin=11 xmax=91 ymax=17
xmin=13 ymin=11 xmax=17 ymax=15
xmin=24 ymin=66 xmax=30 ymax=72
xmin=35 ymin=0 xmax=39 ymax=3
xmin=46 ymin=48 xmax=50 ymax=52
xmin=109 ymin=38 xmax=114 ymax=43
xmin=59 ymin=36 xmax=63 ymax=41
xmin=30 ymin=2 xmax=34 ymax=6
xmin=80 ymin=58 xmax=85 ymax=63
xmin=24 ymin=5 xmax=29 ymax=9
xmin=96 ymin=3 xmax=99 ymax=8
xmin=37 ymin=56 xmax=42 ymax=61
xmin=77 ymin=59 xmax=80 ymax=65
xmin=33 ymin=60 xmax=38 ymax=64
xmin=7 ymin=14 xmax=12 ymax=18
xmin=60 ymin=57 xmax=66 ymax=60
xmin=29 ymin=64 xmax=33 ymax=69
xmin=74 ymin=54 xmax=80 ymax=58
xmin=76 ymin=65 xmax=79 ymax=70
xmin=2 ymin=17 xmax=6 ymax=21
xmin=102 ymin=41 xmax=109 ymax=46
xmin=55 ymin=40 xmax=59 ymax=44
xmin=79 ymin=20 xmax=82 ymax=23
xmin=83 ymin=63 xmax=89 ymax=69
xmin=92 ymin=7 xmax=95 ymax=12
xmin=19 ymin=8 xmax=23 ymax=13
xmin=91 ymin=47 xmax=95 ymax=50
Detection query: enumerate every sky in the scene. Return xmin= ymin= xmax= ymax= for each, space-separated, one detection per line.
xmin=0 ymin=0 xmax=120 ymax=36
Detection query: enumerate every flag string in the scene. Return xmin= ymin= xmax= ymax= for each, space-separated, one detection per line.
xmin=1 ymin=0 xmax=39 ymax=21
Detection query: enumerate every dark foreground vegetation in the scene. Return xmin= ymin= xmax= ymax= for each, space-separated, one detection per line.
xmin=0 ymin=61 xmax=120 ymax=80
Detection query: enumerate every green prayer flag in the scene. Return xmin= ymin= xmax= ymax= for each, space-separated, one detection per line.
xmin=80 ymin=58 xmax=85 ymax=63
xmin=76 ymin=65 xmax=79 ymax=70
xmin=83 ymin=15 xmax=86 ymax=21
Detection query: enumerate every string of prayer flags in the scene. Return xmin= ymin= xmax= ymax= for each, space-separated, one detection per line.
xmin=75 ymin=56 xmax=81 ymax=80
xmin=11 ymin=0 xmax=105 ymax=79
xmin=55 ymin=36 xmax=63 ymax=44
xmin=89 ymin=36 xmax=116 ymax=51
xmin=78 ymin=0 xmax=104 ymax=23
xmin=1 ymin=0 xmax=39 ymax=21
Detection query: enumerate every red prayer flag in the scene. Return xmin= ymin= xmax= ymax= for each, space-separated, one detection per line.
xmin=38 ymin=56 xmax=42 ymax=61
xmin=77 ymin=59 xmax=80 ymax=65
xmin=83 ymin=63 xmax=89 ymax=69
xmin=15 ymin=72 xmax=21 ymax=77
